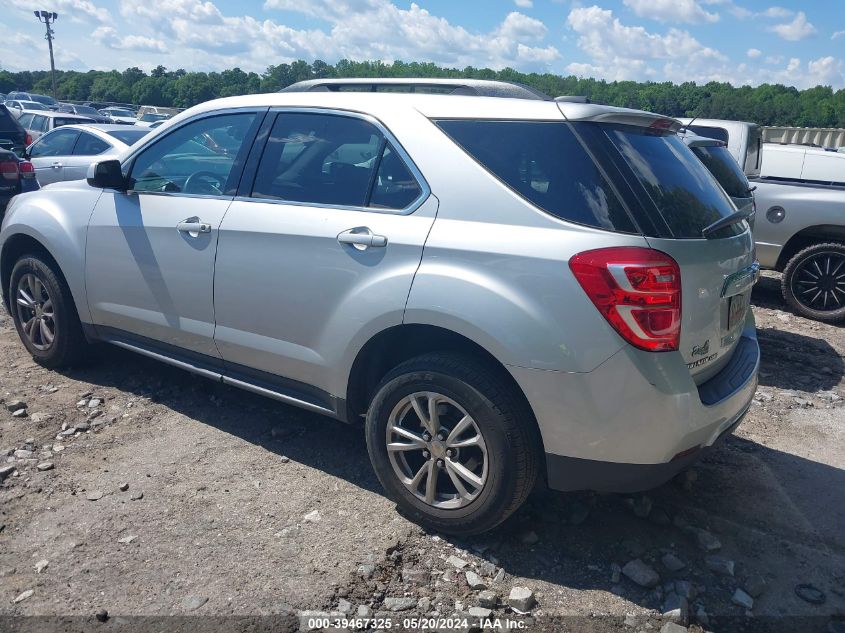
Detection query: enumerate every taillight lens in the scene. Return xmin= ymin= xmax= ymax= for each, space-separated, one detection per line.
xmin=18 ymin=161 xmax=36 ymax=178
xmin=569 ymin=247 xmax=681 ymax=352
xmin=25 ymin=134 xmax=33 ymax=146
xmin=0 ymin=160 xmax=19 ymax=181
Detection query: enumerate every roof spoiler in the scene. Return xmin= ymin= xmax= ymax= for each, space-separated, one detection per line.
xmin=554 ymin=95 xmax=590 ymax=103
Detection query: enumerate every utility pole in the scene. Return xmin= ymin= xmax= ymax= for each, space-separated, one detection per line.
xmin=33 ymin=11 xmax=58 ymax=99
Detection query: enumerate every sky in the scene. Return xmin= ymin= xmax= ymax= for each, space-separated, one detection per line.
xmin=0 ymin=0 xmax=843 ymax=89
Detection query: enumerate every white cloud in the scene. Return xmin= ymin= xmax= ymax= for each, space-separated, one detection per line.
xmin=622 ymin=0 xmax=719 ymax=24
xmin=514 ymin=0 xmax=533 ymax=7
xmin=92 ymin=26 xmax=168 ymax=53
xmin=566 ymin=5 xmax=726 ymax=82
xmin=755 ymin=56 xmax=845 ymax=88
xmin=833 ymin=30 xmax=845 ymax=41
xmin=769 ymin=11 xmax=817 ymax=41
xmin=759 ymin=6 xmax=793 ymax=19
xmin=747 ymin=48 xmax=762 ymax=58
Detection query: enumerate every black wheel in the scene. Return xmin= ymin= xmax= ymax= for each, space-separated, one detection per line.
xmin=782 ymin=243 xmax=845 ymax=323
xmin=9 ymin=254 xmax=88 ymax=368
xmin=365 ymin=352 xmax=540 ymax=535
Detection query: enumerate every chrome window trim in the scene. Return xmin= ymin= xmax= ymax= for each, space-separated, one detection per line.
xmin=240 ymin=106 xmax=431 ymax=216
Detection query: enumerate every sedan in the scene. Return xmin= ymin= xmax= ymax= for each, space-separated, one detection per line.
xmin=57 ymin=104 xmax=111 ymax=123
xmin=5 ymin=100 xmax=49 ymax=118
xmin=25 ymin=124 xmax=149 ymax=186
xmin=98 ymin=107 xmax=137 ymax=125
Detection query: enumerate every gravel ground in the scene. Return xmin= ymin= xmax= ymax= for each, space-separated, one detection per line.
xmin=1 ymin=272 xmax=843 ymax=633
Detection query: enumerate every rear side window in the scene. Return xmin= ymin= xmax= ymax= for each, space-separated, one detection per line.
xmin=17 ymin=113 xmax=33 ymax=129
xmin=251 ymin=112 xmax=422 ymax=210
xmin=73 ymin=132 xmax=110 ymax=156
xmin=688 ymin=125 xmax=729 ymax=144
xmin=691 ymin=145 xmax=750 ymax=199
xmin=597 ymin=124 xmax=741 ymax=238
xmin=435 ymin=119 xmax=636 ymax=233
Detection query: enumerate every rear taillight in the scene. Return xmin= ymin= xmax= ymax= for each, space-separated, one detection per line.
xmin=0 ymin=160 xmax=19 ymax=181
xmin=19 ymin=161 xmax=36 ymax=178
xmin=569 ymin=247 xmax=681 ymax=352
xmin=25 ymin=133 xmax=33 ymax=146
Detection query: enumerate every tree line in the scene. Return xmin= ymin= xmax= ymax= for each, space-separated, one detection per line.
xmin=2 ymin=59 xmax=844 ymax=128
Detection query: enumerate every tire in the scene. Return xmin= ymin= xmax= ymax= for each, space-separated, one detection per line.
xmin=9 ymin=254 xmax=88 ymax=368
xmin=365 ymin=352 xmax=540 ymax=535
xmin=782 ymin=242 xmax=845 ymax=323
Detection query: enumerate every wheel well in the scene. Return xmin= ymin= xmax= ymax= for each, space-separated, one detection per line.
xmin=775 ymin=225 xmax=845 ymax=271
xmin=1 ymin=234 xmax=62 ymax=312
xmin=346 ymin=324 xmax=537 ymax=429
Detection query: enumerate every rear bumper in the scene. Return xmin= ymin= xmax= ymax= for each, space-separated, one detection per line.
xmin=509 ymin=314 xmax=759 ymax=493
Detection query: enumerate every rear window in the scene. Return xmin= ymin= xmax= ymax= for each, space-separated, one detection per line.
xmin=688 ymin=125 xmax=729 ymax=144
xmin=598 ymin=124 xmax=742 ymax=238
xmin=107 ymin=129 xmax=149 ymax=146
xmin=691 ymin=145 xmax=750 ymax=199
xmin=434 ymin=120 xmax=637 ymax=233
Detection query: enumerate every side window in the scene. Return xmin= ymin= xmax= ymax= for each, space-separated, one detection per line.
xmin=73 ymin=132 xmax=110 ymax=156
xmin=18 ymin=114 xmax=33 ymax=129
xmin=252 ymin=112 xmax=422 ymax=210
xmin=33 ymin=116 xmax=48 ymax=132
xmin=29 ymin=128 xmax=80 ymax=157
xmin=128 ymin=112 xmax=258 ymax=196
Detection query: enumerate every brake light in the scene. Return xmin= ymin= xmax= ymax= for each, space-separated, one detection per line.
xmin=19 ymin=161 xmax=36 ymax=178
xmin=569 ymin=247 xmax=681 ymax=352
xmin=25 ymin=133 xmax=32 ymax=146
xmin=0 ymin=160 xmax=19 ymax=181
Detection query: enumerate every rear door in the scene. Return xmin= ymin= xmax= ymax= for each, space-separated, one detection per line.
xmin=583 ymin=122 xmax=756 ymax=383
xmin=65 ymin=130 xmax=112 ymax=181
xmin=213 ymin=109 xmax=435 ymax=403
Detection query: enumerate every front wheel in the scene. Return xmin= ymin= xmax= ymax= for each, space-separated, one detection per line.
xmin=782 ymin=243 xmax=845 ymax=323
xmin=9 ymin=254 xmax=88 ymax=368
xmin=365 ymin=353 xmax=540 ymax=535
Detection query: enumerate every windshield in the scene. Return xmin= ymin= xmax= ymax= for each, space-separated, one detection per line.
xmin=139 ymin=113 xmax=168 ymax=122
xmin=578 ymin=123 xmax=743 ymax=239
xmin=21 ymin=102 xmax=48 ymax=111
xmin=106 ymin=109 xmax=135 ymax=117
xmin=107 ymin=129 xmax=149 ymax=145
xmin=74 ymin=105 xmax=100 ymax=115
xmin=30 ymin=95 xmax=57 ymax=106
xmin=691 ymin=145 xmax=751 ymax=199
xmin=55 ymin=117 xmax=93 ymax=127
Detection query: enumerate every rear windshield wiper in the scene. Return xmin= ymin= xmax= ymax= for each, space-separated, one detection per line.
xmin=702 ymin=209 xmax=753 ymax=239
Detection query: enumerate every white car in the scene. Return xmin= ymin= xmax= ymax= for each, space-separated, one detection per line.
xmin=25 ymin=124 xmax=150 ymax=186
xmin=98 ymin=107 xmax=137 ymax=125
xmin=5 ymin=100 xmax=50 ymax=118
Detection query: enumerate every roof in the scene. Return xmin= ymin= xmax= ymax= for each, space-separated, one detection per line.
xmin=168 ymin=91 xmax=678 ymax=130
xmin=20 ymin=110 xmax=95 ymax=120
xmin=281 ymin=78 xmax=551 ymax=101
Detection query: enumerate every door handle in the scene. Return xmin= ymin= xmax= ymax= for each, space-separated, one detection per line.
xmin=337 ymin=228 xmax=387 ymax=249
xmin=51 ymin=162 xmax=62 ymax=168
xmin=177 ymin=219 xmax=212 ymax=236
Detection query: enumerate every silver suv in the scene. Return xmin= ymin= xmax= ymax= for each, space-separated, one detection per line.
xmin=0 ymin=92 xmax=760 ymax=534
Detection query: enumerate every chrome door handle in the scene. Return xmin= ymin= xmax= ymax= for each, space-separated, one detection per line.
xmin=51 ymin=162 xmax=62 ymax=168
xmin=337 ymin=228 xmax=387 ymax=249
xmin=177 ymin=219 xmax=212 ymax=236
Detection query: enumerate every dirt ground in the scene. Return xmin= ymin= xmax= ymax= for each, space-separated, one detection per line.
xmin=1 ymin=272 xmax=843 ymax=633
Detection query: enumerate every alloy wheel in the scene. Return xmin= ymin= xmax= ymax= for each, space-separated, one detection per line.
xmin=15 ymin=273 xmax=56 ymax=351
xmin=386 ymin=391 xmax=489 ymax=510
xmin=791 ymin=251 xmax=845 ymax=312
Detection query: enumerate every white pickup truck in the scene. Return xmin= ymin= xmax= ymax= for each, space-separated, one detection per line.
xmin=679 ymin=118 xmax=845 ymax=322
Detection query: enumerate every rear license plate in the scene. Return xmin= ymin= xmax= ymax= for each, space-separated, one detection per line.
xmin=727 ymin=292 xmax=748 ymax=331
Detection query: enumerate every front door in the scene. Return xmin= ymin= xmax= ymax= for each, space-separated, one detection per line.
xmin=28 ymin=127 xmax=79 ymax=185
xmin=213 ymin=110 xmax=436 ymax=401
xmin=85 ymin=110 xmax=262 ymax=358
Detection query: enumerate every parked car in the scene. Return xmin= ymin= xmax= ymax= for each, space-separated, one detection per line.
xmin=680 ymin=131 xmax=755 ymax=221
xmin=5 ymin=100 xmax=49 ymax=117
xmin=0 ymin=104 xmax=31 ymax=155
xmin=57 ymin=104 xmax=111 ymax=124
xmin=760 ymin=143 xmax=845 ymax=185
xmin=0 ymin=90 xmax=759 ymax=534
xmin=683 ymin=119 xmax=845 ymax=321
xmin=136 ymin=105 xmax=182 ymax=118
xmin=98 ymin=107 xmax=137 ymax=125
xmin=0 ymin=148 xmax=38 ymax=219
xmin=6 ymin=92 xmax=59 ymax=110
xmin=17 ymin=111 xmax=95 ymax=143
xmin=676 ymin=118 xmax=763 ymax=178
xmin=25 ymin=124 xmax=150 ymax=186
xmin=134 ymin=112 xmax=171 ymax=128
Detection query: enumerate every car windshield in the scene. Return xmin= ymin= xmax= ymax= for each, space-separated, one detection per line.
xmin=106 ymin=109 xmax=135 ymax=117
xmin=30 ymin=95 xmax=57 ymax=106
xmin=21 ymin=102 xmax=48 ymax=111
xmin=139 ymin=113 xmax=168 ymax=122
xmin=74 ymin=106 xmax=100 ymax=115
xmin=55 ymin=117 xmax=93 ymax=127
xmin=691 ymin=144 xmax=751 ymax=199
xmin=107 ymin=129 xmax=149 ymax=145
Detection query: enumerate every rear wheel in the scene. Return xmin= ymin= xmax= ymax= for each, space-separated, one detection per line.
xmin=782 ymin=243 xmax=845 ymax=323
xmin=365 ymin=352 xmax=540 ymax=535
xmin=9 ymin=254 xmax=88 ymax=367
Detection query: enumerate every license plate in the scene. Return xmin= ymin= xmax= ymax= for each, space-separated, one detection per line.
xmin=727 ymin=292 xmax=748 ymax=331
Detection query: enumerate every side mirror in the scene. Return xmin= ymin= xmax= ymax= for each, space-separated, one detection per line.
xmin=86 ymin=159 xmax=126 ymax=190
